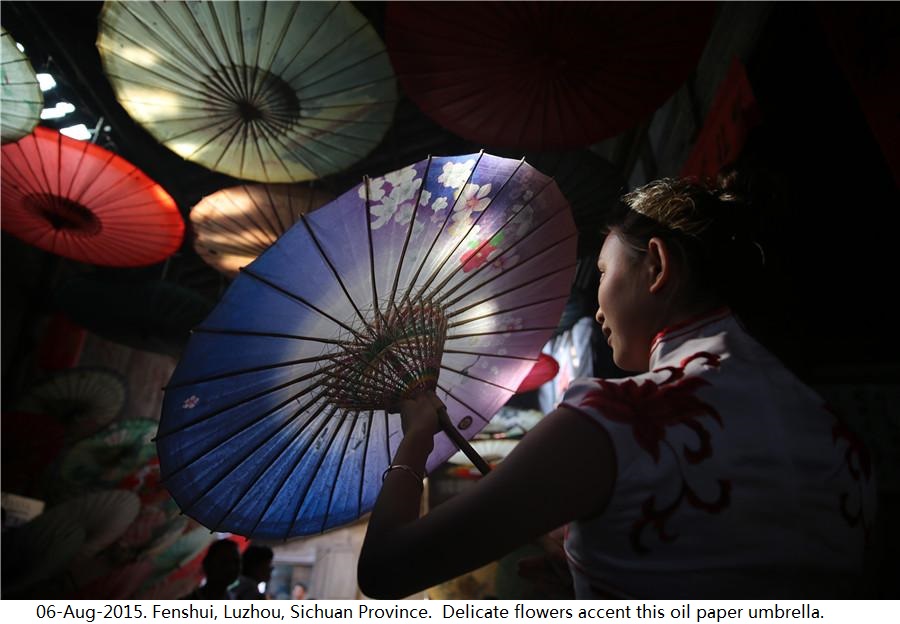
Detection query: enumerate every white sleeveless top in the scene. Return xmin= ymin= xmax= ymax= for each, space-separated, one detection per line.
xmin=560 ymin=309 xmax=876 ymax=598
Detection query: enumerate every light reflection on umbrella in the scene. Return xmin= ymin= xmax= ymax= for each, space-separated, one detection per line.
xmin=0 ymin=27 xmax=42 ymax=144
xmin=191 ymin=183 xmax=333 ymax=277
xmin=97 ymin=1 xmax=397 ymax=182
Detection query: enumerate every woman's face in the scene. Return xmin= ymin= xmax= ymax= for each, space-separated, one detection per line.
xmin=595 ymin=231 xmax=656 ymax=372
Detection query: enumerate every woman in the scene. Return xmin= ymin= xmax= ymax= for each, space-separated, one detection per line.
xmin=357 ymin=177 xmax=875 ymax=599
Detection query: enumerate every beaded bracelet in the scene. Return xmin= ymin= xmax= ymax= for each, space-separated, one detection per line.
xmin=382 ymin=464 xmax=424 ymax=489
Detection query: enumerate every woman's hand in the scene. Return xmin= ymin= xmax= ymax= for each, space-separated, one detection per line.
xmin=396 ymin=390 xmax=445 ymax=441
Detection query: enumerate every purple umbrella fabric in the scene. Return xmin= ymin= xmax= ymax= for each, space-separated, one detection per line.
xmin=157 ymin=152 xmax=577 ymax=538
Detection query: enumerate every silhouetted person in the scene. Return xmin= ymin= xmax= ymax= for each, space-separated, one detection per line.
xmin=233 ymin=544 xmax=274 ymax=600
xmin=183 ymin=539 xmax=241 ymax=599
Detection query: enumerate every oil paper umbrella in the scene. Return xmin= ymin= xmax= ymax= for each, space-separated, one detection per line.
xmin=1 ymin=127 xmax=184 ymax=266
xmin=1 ymin=27 xmax=42 ymax=144
xmin=53 ymin=277 xmax=215 ymax=357
xmin=13 ymin=367 xmax=127 ymax=441
xmin=97 ymin=0 xmax=397 ymax=183
xmin=387 ymin=2 xmax=716 ymax=149
xmin=58 ymin=419 xmax=158 ymax=494
xmin=191 ymin=183 xmax=333 ymax=277
xmin=157 ymin=152 xmax=577 ymax=538
xmin=43 ymin=490 xmax=141 ymax=559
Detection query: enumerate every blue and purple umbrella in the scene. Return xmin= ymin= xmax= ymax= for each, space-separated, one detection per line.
xmin=157 ymin=153 xmax=577 ymax=538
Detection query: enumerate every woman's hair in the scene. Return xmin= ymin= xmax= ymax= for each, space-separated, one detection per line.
xmin=607 ymin=172 xmax=765 ymax=307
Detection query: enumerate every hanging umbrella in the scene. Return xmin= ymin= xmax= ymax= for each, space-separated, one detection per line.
xmin=0 ymin=127 xmax=184 ymax=266
xmin=157 ymin=152 xmax=576 ymax=538
xmin=150 ymin=525 xmax=216 ymax=579
xmin=1 ymin=512 xmax=85 ymax=596
xmin=59 ymin=419 xmax=158 ymax=492
xmin=114 ymin=504 xmax=169 ymax=553
xmin=13 ymin=367 xmax=127 ymax=441
xmin=97 ymin=0 xmax=397 ymax=183
xmin=1 ymin=411 xmax=65 ymax=495
xmin=1 ymin=27 xmax=42 ymax=144
xmin=516 ymin=353 xmax=560 ymax=393
xmin=53 ymin=276 xmax=215 ymax=357
xmin=40 ymin=490 xmax=141 ymax=558
xmin=386 ymin=2 xmax=716 ymax=150
xmin=191 ymin=183 xmax=334 ymax=277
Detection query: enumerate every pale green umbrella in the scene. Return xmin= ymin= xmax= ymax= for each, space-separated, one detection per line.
xmin=14 ymin=368 xmax=128 ymax=441
xmin=59 ymin=419 xmax=158 ymax=491
xmin=0 ymin=27 xmax=42 ymax=144
xmin=97 ymin=1 xmax=397 ymax=182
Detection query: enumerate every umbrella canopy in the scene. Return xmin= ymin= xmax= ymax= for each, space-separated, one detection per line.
xmin=191 ymin=183 xmax=334 ymax=277
xmin=97 ymin=0 xmax=397 ymax=182
xmin=502 ymin=150 xmax=624 ymax=257
xmin=38 ymin=489 xmax=142 ymax=559
xmin=1 ymin=27 xmax=42 ymax=144
xmin=13 ymin=367 xmax=127 ymax=441
xmin=150 ymin=525 xmax=216 ymax=578
xmin=158 ymin=152 xmax=576 ymax=538
xmin=387 ymin=2 xmax=716 ymax=150
xmin=516 ymin=353 xmax=560 ymax=393
xmin=53 ymin=276 xmax=215 ymax=357
xmin=59 ymin=419 xmax=158 ymax=492
xmin=0 ymin=126 xmax=184 ymax=266
xmin=1 ymin=411 xmax=65 ymax=495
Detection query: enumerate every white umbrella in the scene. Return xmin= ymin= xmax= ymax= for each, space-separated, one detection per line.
xmin=97 ymin=1 xmax=397 ymax=182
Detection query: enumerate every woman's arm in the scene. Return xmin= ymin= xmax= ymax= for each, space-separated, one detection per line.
xmin=357 ymin=392 xmax=616 ymax=599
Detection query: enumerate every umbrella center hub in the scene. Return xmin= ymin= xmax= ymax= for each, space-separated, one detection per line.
xmin=219 ymin=66 xmax=301 ymax=130
xmin=24 ymin=193 xmax=102 ymax=236
xmin=321 ymin=300 xmax=449 ymax=411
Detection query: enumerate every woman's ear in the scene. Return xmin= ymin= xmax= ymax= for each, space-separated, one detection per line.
xmin=645 ymin=237 xmax=671 ymax=294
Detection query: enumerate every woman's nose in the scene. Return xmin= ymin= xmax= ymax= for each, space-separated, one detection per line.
xmin=595 ymin=308 xmax=604 ymax=325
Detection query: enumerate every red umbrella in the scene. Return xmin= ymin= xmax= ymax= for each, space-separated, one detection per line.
xmin=387 ymin=2 xmax=716 ymax=149
xmin=516 ymin=353 xmax=560 ymax=393
xmin=1 ymin=126 xmax=184 ymax=266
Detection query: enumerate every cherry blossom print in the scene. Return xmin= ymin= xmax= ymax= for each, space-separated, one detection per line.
xmin=370 ymin=202 xmax=396 ymax=229
xmin=438 ymin=159 xmax=476 ymax=190
xmin=357 ymin=177 xmax=386 ymax=202
xmin=454 ymin=183 xmax=492 ymax=213
xmin=431 ymin=196 xmax=449 ymax=212
xmin=182 ymin=395 xmax=200 ymax=409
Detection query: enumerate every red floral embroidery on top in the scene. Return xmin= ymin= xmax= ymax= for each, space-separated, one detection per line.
xmin=828 ymin=404 xmax=873 ymax=538
xmin=576 ymin=351 xmax=731 ymax=553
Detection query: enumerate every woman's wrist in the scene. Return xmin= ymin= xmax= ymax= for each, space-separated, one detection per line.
xmin=395 ymin=427 xmax=434 ymax=466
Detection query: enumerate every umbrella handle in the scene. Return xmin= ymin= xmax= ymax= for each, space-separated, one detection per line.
xmin=437 ymin=407 xmax=491 ymax=476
